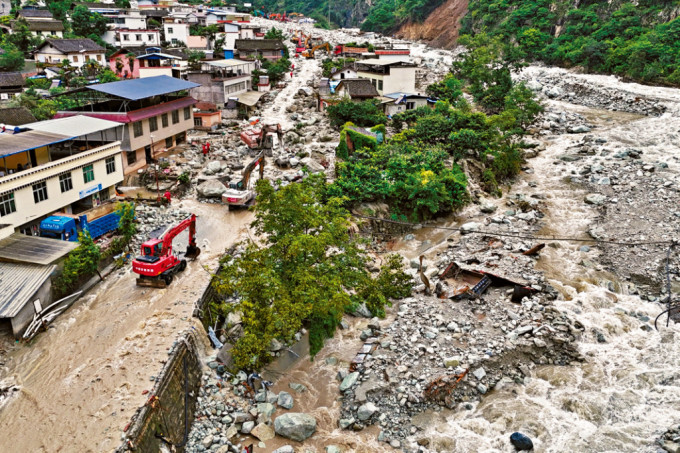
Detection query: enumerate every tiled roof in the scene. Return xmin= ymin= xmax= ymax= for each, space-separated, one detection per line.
xmin=38 ymin=38 xmax=105 ymax=53
xmin=336 ymin=79 xmax=379 ymax=98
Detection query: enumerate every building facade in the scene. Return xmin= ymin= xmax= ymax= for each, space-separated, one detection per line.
xmin=33 ymin=39 xmax=106 ymax=69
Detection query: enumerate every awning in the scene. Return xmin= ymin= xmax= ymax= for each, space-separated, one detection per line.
xmin=0 ymin=233 xmax=78 ymax=266
xmin=0 ymin=262 xmax=55 ymax=318
xmin=0 ymin=130 xmax=71 ymax=159
xmin=236 ymin=91 xmax=265 ymax=107
xmin=24 ymin=115 xmax=123 ymax=137
xmin=128 ymin=97 xmax=197 ymax=122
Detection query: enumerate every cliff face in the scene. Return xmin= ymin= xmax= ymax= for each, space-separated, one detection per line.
xmin=394 ymin=0 xmax=468 ymax=48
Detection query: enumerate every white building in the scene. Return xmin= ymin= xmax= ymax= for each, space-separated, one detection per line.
xmin=0 ymin=116 xmax=125 ymax=238
xmin=355 ymin=59 xmax=417 ymax=96
xmin=163 ymin=21 xmax=190 ymax=46
xmin=33 ymin=39 xmax=106 ymax=69
xmin=103 ymin=28 xmax=161 ymax=47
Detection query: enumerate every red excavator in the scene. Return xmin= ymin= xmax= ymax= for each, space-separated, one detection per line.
xmin=132 ymin=214 xmax=201 ymax=287
xmin=240 ymin=123 xmax=285 ymax=157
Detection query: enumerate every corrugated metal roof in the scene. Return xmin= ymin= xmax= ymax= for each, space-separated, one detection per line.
xmin=24 ymin=115 xmax=123 ymax=136
xmin=356 ymin=58 xmax=414 ymax=66
xmin=236 ymin=91 xmax=265 ymax=106
xmin=0 ymin=130 xmax=71 ymax=158
xmin=0 ymin=233 xmax=77 ymax=266
xmin=0 ymin=262 xmax=55 ymax=318
xmin=206 ymin=59 xmax=253 ymax=68
xmin=128 ymin=96 xmax=196 ymax=122
xmin=86 ymin=75 xmax=200 ymax=101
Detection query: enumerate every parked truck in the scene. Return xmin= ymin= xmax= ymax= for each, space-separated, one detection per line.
xmin=40 ymin=205 xmax=121 ymax=242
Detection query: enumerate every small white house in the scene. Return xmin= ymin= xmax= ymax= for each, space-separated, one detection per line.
xmin=103 ymin=29 xmax=160 ymax=47
xmin=163 ymin=22 xmax=190 ymax=46
xmin=33 ymin=39 xmax=106 ymax=69
xmin=330 ymin=65 xmax=357 ymax=81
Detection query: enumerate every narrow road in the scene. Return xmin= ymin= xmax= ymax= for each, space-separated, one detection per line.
xmin=0 ymin=201 xmax=252 ymax=452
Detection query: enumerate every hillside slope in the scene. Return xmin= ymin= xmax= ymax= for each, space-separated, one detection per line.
xmin=394 ymin=0 xmax=468 ymax=48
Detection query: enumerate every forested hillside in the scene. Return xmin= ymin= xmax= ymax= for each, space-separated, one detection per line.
xmin=461 ymin=0 xmax=680 ymax=86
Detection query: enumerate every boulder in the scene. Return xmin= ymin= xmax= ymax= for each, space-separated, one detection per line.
xmin=510 ymin=432 xmax=534 ymax=451
xmin=480 ymin=201 xmax=497 ymax=214
xmin=278 ymin=391 xmax=294 ymax=409
xmin=339 ymin=372 xmax=360 ymax=392
xmin=197 ymin=179 xmax=227 ymax=198
xmin=545 ymin=86 xmax=562 ymax=98
xmin=353 ymin=303 xmax=372 ymax=318
xmin=357 ymin=402 xmax=378 ymax=421
xmin=298 ymin=87 xmax=314 ymax=96
xmin=460 ymin=222 xmax=481 ymax=234
xmin=584 ymin=194 xmax=606 ymax=205
xmin=326 ymin=446 xmax=342 ymax=453
xmin=257 ymin=402 xmax=276 ymax=419
xmin=569 ymin=125 xmax=591 ymax=134
xmin=274 ymin=413 xmax=317 ymax=442
xmin=251 ymin=423 xmax=275 ymax=442
xmin=207 ymin=160 xmax=222 ymax=174
xmin=301 ymin=157 xmax=325 ymax=173
xmin=273 ymin=447 xmax=295 ymax=453
xmin=241 ymin=420 xmax=255 ymax=434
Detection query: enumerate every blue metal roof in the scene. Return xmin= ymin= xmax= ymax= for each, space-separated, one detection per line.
xmin=86 ymin=76 xmax=200 ymax=101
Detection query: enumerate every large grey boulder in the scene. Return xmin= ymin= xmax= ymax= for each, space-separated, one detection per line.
xmin=301 ymin=157 xmax=325 ymax=173
xmin=357 ymin=402 xmax=378 ymax=421
xmin=274 ymin=413 xmax=317 ymax=441
xmin=197 ymin=179 xmax=227 ymax=197
xmin=339 ymin=372 xmax=360 ymax=392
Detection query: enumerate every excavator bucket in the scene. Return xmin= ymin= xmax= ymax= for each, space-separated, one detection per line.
xmin=185 ymin=245 xmax=201 ymax=260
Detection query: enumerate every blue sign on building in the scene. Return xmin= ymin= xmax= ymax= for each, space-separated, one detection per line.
xmin=79 ymin=183 xmax=103 ymax=199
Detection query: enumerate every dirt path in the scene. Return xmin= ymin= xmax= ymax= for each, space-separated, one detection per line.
xmin=0 ymin=201 xmax=252 ymax=452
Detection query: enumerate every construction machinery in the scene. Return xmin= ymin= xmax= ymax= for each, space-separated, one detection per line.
xmin=222 ymin=151 xmax=265 ymax=208
xmin=132 ymin=214 xmax=200 ymax=287
xmin=302 ymin=42 xmax=331 ymax=59
xmin=239 ymin=123 xmax=285 ymax=156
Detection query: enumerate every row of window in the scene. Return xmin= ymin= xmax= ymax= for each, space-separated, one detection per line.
xmin=0 ymin=158 xmax=116 ymax=217
xmin=122 ymin=34 xmax=156 ymax=42
xmin=72 ymin=54 xmax=102 ymax=63
xmin=132 ymin=107 xmax=191 ymax=138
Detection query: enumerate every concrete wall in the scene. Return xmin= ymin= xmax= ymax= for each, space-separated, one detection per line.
xmin=384 ymin=67 xmax=417 ymax=94
xmin=10 ymin=277 xmax=52 ymax=338
xmin=117 ymin=330 xmax=202 ymax=453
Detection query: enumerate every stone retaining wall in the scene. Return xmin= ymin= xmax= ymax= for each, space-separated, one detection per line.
xmin=117 ymin=330 xmax=202 ymax=453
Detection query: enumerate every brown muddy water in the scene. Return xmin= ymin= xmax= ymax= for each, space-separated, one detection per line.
xmin=0 ymin=201 xmax=252 ymax=452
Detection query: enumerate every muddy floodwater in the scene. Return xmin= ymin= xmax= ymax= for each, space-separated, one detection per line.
xmin=0 ymin=202 xmax=252 ymax=452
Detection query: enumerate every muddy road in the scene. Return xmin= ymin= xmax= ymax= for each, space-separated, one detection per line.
xmin=0 ymin=201 xmax=252 ymax=452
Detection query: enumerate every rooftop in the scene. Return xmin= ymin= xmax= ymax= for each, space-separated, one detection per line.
xmin=17 ymin=20 xmax=65 ymax=32
xmin=0 ymin=72 xmax=25 ymax=88
xmin=336 ymin=79 xmax=379 ymax=98
xmin=24 ymin=115 xmax=123 ymax=137
xmin=0 ymin=107 xmax=36 ymax=126
xmin=85 ymin=75 xmax=199 ymax=101
xmin=0 ymin=233 xmax=77 ymax=266
xmin=18 ymin=9 xmax=54 ymax=18
xmin=235 ymin=39 xmax=284 ymax=51
xmin=37 ymin=38 xmax=105 ymax=53
xmin=355 ymin=58 xmax=415 ymax=67
xmin=0 ymin=262 xmax=56 ymax=318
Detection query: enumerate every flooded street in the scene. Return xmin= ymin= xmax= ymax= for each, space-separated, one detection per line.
xmin=0 ymin=201 xmax=252 ymax=452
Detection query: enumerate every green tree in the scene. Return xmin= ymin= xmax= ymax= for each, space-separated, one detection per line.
xmin=264 ymin=27 xmax=285 ymax=40
xmin=8 ymin=18 xmax=40 ymax=53
xmin=212 ymin=174 xmax=410 ymax=370
xmin=326 ymin=99 xmax=387 ymax=128
xmin=0 ymin=42 xmax=25 ymax=71
xmin=187 ymin=50 xmax=205 ymax=70
xmin=426 ymin=73 xmax=462 ymax=103
xmin=71 ymin=5 xmax=108 ymax=38
xmin=55 ymin=231 xmax=102 ymax=296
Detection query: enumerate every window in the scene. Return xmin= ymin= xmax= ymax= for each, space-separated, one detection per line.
xmin=194 ymin=118 xmax=202 ymax=127
xmin=225 ymin=81 xmax=246 ymax=94
xmin=126 ymin=151 xmax=137 ymax=165
xmin=32 ymin=181 xmax=48 ymax=203
xmin=183 ymin=107 xmax=191 ymax=120
xmin=59 ymin=172 xmax=73 ymax=193
xmin=99 ymin=186 xmax=110 ymax=200
xmin=133 ymin=121 xmax=143 ymax=137
xmin=135 ymin=34 xmax=142 ymax=41
xmin=171 ymin=38 xmax=178 ymax=45
xmin=165 ymin=137 xmax=173 ymax=148
xmin=172 ymin=109 xmax=179 ymax=124
xmin=0 ymin=192 xmax=16 ymax=217
xmin=378 ymin=80 xmax=383 ymax=91
xmin=83 ymin=164 xmax=94 ymax=183
xmin=73 ymin=55 xmax=79 ymax=63
xmin=96 ymin=54 xmax=101 ymax=61
xmin=106 ymin=156 xmax=116 ymax=174
xmin=149 ymin=116 xmax=158 ymax=132
xmin=148 ymin=34 xmax=154 ymax=41
xmin=168 ymin=27 xmax=174 ymax=34
xmin=161 ymin=113 xmax=168 ymax=128
xmin=123 ymin=34 xmax=129 ymax=41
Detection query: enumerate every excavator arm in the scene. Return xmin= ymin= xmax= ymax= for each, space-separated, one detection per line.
xmin=160 ymin=214 xmax=199 ymax=258
xmin=241 ymin=151 xmax=265 ymax=190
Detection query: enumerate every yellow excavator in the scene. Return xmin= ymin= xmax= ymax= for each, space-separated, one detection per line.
xmin=302 ymin=42 xmax=331 ymax=59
